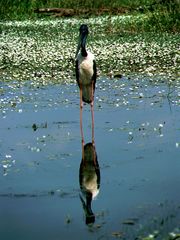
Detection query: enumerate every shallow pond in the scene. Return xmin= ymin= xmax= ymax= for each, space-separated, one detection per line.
xmin=0 ymin=77 xmax=180 ymax=240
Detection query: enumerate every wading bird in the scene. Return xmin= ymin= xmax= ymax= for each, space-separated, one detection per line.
xmin=75 ymin=24 xmax=97 ymax=143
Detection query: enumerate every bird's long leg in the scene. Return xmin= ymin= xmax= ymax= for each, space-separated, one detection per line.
xmin=91 ymin=82 xmax=95 ymax=144
xmin=91 ymin=102 xmax=94 ymax=143
xmin=80 ymin=86 xmax=84 ymax=149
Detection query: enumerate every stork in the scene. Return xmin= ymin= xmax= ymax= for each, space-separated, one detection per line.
xmin=75 ymin=24 xmax=97 ymax=144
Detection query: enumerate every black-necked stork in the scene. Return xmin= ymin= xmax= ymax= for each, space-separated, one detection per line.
xmin=79 ymin=142 xmax=100 ymax=225
xmin=75 ymin=24 xmax=97 ymax=143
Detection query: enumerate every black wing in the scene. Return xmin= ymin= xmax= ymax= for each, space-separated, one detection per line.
xmin=92 ymin=60 xmax=97 ymax=91
xmin=75 ymin=59 xmax=80 ymax=87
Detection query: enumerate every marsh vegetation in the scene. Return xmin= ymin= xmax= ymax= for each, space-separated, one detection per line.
xmin=0 ymin=16 xmax=179 ymax=84
xmin=0 ymin=0 xmax=179 ymax=84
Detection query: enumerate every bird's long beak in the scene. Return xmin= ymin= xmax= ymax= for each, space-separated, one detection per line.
xmin=75 ymin=41 xmax=81 ymax=59
xmin=75 ymin=32 xmax=88 ymax=59
xmin=80 ymin=32 xmax=87 ymax=49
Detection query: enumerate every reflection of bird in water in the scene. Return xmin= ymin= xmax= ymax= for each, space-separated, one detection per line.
xmin=75 ymin=24 xmax=97 ymax=143
xmin=79 ymin=142 xmax=100 ymax=225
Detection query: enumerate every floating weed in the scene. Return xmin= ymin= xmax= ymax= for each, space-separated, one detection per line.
xmin=1 ymin=154 xmax=16 ymax=176
xmin=28 ymin=145 xmax=41 ymax=153
xmin=153 ymin=122 xmax=166 ymax=138
xmin=169 ymin=232 xmax=180 ymax=239
xmin=128 ymin=131 xmax=133 ymax=144
xmin=122 ymin=218 xmax=139 ymax=225
xmin=65 ymin=214 xmax=73 ymax=224
xmin=141 ymin=232 xmax=158 ymax=240
xmin=175 ymin=143 xmax=180 ymax=148
xmin=112 ymin=231 xmax=124 ymax=238
xmin=32 ymin=122 xmax=47 ymax=131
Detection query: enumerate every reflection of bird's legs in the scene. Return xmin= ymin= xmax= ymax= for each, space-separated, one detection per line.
xmin=91 ymin=82 xmax=95 ymax=144
xmin=81 ymin=139 xmax=84 ymax=161
xmin=80 ymin=86 xmax=84 ymax=145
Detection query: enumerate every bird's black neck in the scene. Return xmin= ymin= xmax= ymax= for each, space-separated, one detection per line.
xmin=81 ymin=47 xmax=87 ymax=57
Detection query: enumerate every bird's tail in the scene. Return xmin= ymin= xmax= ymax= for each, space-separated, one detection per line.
xmin=82 ymin=85 xmax=93 ymax=104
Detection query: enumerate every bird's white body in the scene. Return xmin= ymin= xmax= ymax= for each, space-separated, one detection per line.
xmin=76 ymin=51 xmax=95 ymax=85
xmin=76 ymin=51 xmax=96 ymax=103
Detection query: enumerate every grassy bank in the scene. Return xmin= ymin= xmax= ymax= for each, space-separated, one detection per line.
xmin=0 ymin=0 xmax=179 ymax=32
xmin=0 ymin=16 xmax=179 ymax=84
xmin=0 ymin=1 xmax=179 ymax=84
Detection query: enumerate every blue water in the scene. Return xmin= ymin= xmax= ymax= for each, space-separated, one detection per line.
xmin=0 ymin=77 xmax=179 ymax=239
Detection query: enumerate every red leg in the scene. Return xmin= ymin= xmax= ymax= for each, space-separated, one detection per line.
xmin=80 ymin=86 xmax=84 ymax=146
xmin=91 ymin=82 xmax=95 ymax=143
xmin=91 ymin=101 xmax=95 ymax=143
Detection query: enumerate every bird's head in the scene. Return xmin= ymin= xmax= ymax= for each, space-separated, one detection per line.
xmin=75 ymin=24 xmax=89 ymax=58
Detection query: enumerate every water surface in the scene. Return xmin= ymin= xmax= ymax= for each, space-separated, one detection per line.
xmin=0 ymin=77 xmax=179 ymax=239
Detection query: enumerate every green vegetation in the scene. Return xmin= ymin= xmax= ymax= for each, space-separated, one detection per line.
xmin=0 ymin=17 xmax=179 ymax=84
xmin=0 ymin=0 xmax=179 ymax=83
xmin=0 ymin=0 xmax=179 ymax=32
